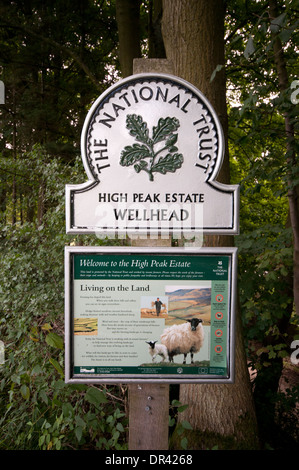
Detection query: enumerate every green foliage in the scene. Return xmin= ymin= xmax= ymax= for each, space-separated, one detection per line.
xmin=0 ymin=0 xmax=298 ymax=451
xmin=0 ymin=146 xmax=128 ymax=450
xmin=0 ymin=0 xmax=118 ymax=160
xmin=237 ymin=226 xmax=293 ymax=340
xmin=226 ymin=0 xmax=299 ymax=449
xmin=168 ymin=399 xmax=192 ymax=450
xmin=275 ymin=384 xmax=299 ymax=444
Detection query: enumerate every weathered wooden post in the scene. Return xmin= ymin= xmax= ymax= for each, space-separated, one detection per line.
xmin=127 ymin=58 xmax=173 ymax=451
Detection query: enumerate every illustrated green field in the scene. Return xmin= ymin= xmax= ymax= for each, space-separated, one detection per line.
xmin=74 ymin=318 xmax=98 ymax=335
xmin=166 ymin=301 xmax=211 ymax=326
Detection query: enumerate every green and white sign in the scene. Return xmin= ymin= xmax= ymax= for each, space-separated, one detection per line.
xmin=65 ymin=247 xmax=237 ymax=384
xmin=66 ymin=73 xmax=239 ymax=237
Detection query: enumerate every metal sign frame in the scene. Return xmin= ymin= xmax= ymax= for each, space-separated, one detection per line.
xmin=65 ymin=246 xmax=237 ymax=384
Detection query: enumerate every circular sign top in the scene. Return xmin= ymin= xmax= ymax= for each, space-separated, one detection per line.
xmin=81 ymin=73 xmax=224 ymax=187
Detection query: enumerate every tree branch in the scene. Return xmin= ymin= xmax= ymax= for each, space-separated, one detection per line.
xmin=0 ymin=21 xmax=101 ymax=90
xmin=269 ymin=0 xmax=299 ymax=315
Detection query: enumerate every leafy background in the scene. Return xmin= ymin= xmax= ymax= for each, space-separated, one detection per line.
xmin=0 ymin=0 xmax=298 ymax=450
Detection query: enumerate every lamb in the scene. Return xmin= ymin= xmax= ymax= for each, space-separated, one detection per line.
xmin=160 ymin=318 xmax=204 ymax=364
xmin=146 ymin=341 xmax=169 ymax=363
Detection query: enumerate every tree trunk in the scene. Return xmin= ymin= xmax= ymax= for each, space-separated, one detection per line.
xmin=37 ymin=180 xmax=45 ymax=227
xmin=162 ymin=0 xmax=259 ymax=449
xmin=148 ymin=0 xmax=166 ymax=58
xmin=115 ymin=0 xmax=142 ymax=77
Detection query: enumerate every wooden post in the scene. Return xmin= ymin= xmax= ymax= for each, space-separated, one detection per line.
xmin=128 ymin=233 xmax=171 ymax=450
xmin=128 ymin=58 xmax=174 ymax=451
xmin=128 ymin=383 xmax=170 ymax=450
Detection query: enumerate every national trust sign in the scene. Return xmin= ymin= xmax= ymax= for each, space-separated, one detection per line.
xmin=66 ymin=73 xmax=239 ymax=236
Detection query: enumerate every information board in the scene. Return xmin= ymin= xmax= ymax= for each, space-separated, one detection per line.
xmin=65 ymin=247 xmax=237 ymax=384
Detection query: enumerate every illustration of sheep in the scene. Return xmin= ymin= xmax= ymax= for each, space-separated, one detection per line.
xmin=146 ymin=341 xmax=169 ymax=363
xmin=160 ymin=318 xmax=204 ymax=364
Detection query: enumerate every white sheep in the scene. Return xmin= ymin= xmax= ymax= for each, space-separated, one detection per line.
xmin=160 ymin=318 xmax=204 ymax=364
xmin=146 ymin=341 xmax=169 ymax=363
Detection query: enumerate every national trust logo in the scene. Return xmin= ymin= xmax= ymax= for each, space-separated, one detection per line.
xmin=83 ymin=74 xmax=221 ymax=184
xmin=120 ymin=114 xmax=183 ymax=182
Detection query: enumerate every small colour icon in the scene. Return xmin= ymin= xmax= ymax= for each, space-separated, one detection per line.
xmin=215 ymin=329 xmax=223 ymax=337
xmin=215 ymin=294 xmax=223 ymax=302
xmin=215 ymin=312 xmax=223 ymax=320
xmin=215 ymin=345 xmax=223 ymax=353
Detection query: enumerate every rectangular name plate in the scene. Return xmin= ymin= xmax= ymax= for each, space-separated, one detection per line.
xmin=65 ymin=246 xmax=237 ymax=384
